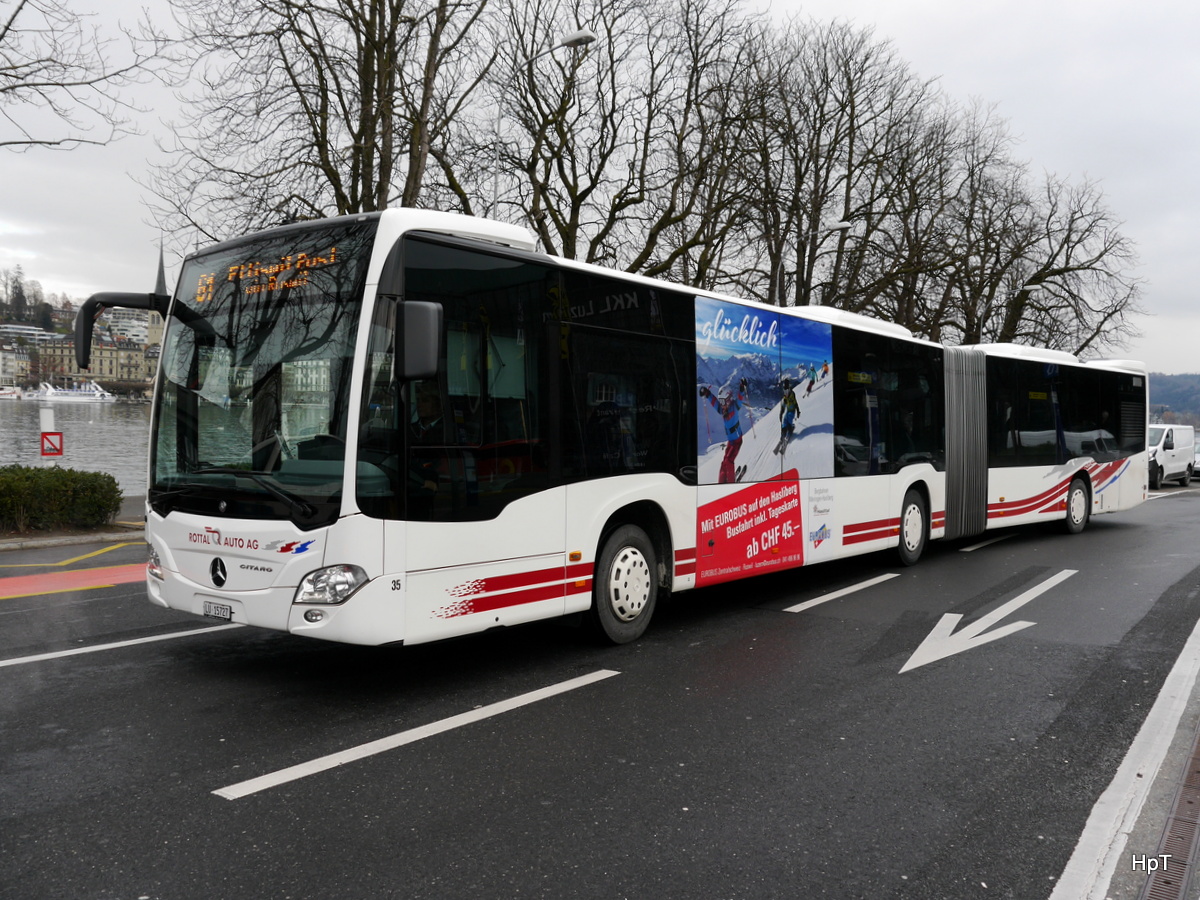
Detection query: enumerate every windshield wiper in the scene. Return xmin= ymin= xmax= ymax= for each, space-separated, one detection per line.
xmin=190 ymin=467 xmax=318 ymax=518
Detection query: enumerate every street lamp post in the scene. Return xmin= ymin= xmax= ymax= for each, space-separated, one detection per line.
xmin=799 ymin=220 xmax=852 ymax=307
xmin=491 ymin=28 xmax=597 ymax=214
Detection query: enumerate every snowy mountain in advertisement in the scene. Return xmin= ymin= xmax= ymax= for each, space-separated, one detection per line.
xmin=696 ymin=352 xmax=778 ymax=402
xmin=695 ymin=353 xmax=824 ymax=407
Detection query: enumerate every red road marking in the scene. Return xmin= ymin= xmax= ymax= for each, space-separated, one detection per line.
xmin=0 ymin=563 xmax=146 ymax=600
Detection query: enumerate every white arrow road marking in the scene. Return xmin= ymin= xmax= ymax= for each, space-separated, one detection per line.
xmin=900 ymin=569 xmax=1078 ymax=673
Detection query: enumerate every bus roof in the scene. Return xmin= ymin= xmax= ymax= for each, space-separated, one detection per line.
xmin=956 ymin=342 xmax=1146 ymax=374
xmin=380 ymin=209 xmax=536 ymax=252
xmin=370 ymin=210 xmax=1140 ymax=367
xmin=379 ymin=210 xmax=927 ymax=343
xmin=970 ymin=342 xmax=1081 ymax=364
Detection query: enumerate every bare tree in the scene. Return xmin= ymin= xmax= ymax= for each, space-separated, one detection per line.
xmin=726 ymin=19 xmax=938 ymax=310
xmin=147 ymin=0 xmax=493 ymax=245
xmin=142 ymin=0 xmax=1143 ymax=355
xmin=922 ymin=101 xmax=1034 ymax=344
xmin=725 ymin=18 xmax=1143 ymax=355
xmin=480 ymin=0 xmax=755 ymax=278
xmin=0 ymin=0 xmax=163 ymax=150
xmin=996 ymin=175 xmax=1143 ymax=355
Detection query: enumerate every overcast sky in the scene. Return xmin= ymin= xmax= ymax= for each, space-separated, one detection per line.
xmin=2 ymin=0 xmax=1195 ymax=372
xmin=769 ymin=0 xmax=1200 ymax=374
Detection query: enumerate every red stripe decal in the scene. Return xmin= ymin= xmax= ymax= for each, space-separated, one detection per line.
xmin=843 ymin=516 xmax=899 ymax=536
xmin=986 ymin=463 xmax=1132 ymax=520
xmin=844 ymin=528 xmax=897 ymax=546
xmin=989 ymin=484 xmax=1069 ymax=519
xmin=447 ymin=564 xmax=567 ymax=598
xmin=437 ymin=581 xmax=569 ymax=618
xmin=438 ymin=559 xmax=599 ymax=619
xmin=990 ymin=474 xmax=1075 ymax=515
xmin=843 ymin=516 xmax=899 ymax=545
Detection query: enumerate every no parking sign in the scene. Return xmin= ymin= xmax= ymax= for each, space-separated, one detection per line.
xmin=39 ymin=408 xmax=62 ymax=457
xmin=41 ymin=432 xmax=63 ymax=457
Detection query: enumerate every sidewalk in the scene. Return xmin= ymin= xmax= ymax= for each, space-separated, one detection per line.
xmin=0 ymin=494 xmax=146 ymax=552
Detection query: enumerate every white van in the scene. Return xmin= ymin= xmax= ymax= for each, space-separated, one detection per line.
xmin=1149 ymin=424 xmax=1195 ymax=488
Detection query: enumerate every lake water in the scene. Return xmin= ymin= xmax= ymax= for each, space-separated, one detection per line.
xmin=0 ymin=400 xmax=151 ymax=496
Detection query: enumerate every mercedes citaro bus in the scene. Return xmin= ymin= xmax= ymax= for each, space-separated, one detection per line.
xmin=75 ymin=209 xmax=1148 ymax=646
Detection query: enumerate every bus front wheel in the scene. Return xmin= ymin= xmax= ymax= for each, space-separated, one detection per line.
xmin=897 ymin=489 xmax=928 ymax=567
xmin=588 ymin=524 xmax=657 ymax=644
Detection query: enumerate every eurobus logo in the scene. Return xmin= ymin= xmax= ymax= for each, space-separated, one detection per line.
xmin=809 ymin=524 xmax=832 ymax=547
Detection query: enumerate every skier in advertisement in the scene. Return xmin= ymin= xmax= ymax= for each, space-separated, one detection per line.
xmin=776 ymin=377 xmax=800 ymax=455
xmin=700 ymin=377 xmax=750 ymax=482
xmin=805 ymin=362 xmax=818 ymax=397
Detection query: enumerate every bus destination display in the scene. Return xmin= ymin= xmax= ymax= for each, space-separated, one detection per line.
xmin=194 ymin=247 xmax=340 ymax=303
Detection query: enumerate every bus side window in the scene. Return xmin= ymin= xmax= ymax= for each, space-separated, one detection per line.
xmin=565 ymin=326 xmax=687 ymax=481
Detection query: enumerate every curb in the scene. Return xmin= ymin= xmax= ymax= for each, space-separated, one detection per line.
xmin=0 ymin=523 xmax=145 ymax=553
xmin=0 ymin=496 xmax=148 ymax=554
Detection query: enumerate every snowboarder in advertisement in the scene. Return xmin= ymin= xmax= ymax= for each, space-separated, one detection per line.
xmin=700 ymin=377 xmax=750 ymax=483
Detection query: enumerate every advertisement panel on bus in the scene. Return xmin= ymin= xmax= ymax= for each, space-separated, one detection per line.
xmin=693 ymin=296 xmax=834 ymax=586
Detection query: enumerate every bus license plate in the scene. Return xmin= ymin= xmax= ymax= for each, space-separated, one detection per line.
xmin=203 ymin=601 xmax=233 ymax=621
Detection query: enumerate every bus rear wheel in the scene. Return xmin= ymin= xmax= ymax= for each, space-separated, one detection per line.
xmin=588 ymin=524 xmax=657 ymax=644
xmin=897 ymin=489 xmax=927 ymax=567
xmin=1064 ymin=477 xmax=1090 ymax=534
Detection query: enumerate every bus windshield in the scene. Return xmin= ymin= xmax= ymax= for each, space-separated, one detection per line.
xmin=149 ymin=215 xmax=379 ymax=527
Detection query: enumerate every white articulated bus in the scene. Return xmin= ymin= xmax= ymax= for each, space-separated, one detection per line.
xmin=75 ymin=210 xmax=1148 ymax=646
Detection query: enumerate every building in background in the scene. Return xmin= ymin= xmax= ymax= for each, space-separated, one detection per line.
xmin=0 ymin=249 xmax=169 ymax=395
xmin=0 ymin=342 xmax=31 ymax=387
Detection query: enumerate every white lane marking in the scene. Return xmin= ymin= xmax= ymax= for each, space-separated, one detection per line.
xmin=0 ymin=624 xmax=244 ymax=669
xmin=1049 ymin=613 xmax=1200 ymax=899
xmin=959 ymin=535 xmax=1012 ymax=552
xmin=783 ymin=573 xmax=900 ymax=614
xmin=213 ymin=668 xmax=622 ymax=800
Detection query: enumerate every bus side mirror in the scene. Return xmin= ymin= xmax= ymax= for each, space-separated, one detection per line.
xmin=401 ymin=301 xmax=443 ymax=380
xmin=75 ymin=292 xmax=171 ymax=369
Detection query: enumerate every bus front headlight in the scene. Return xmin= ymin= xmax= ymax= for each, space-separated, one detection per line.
xmin=148 ymin=548 xmax=165 ymax=581
xmin=294 ymin=564 xmax=368 ymax=605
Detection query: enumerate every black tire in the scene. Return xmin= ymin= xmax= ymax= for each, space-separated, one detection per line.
xmin=897 ymin=488 xmax=927 ymax=567
xmin=1180 ymin=466 xmax=1192 ymax=487
xmin=1063 ymin=477 xmax=1090 ymax=534
xmin=587 ymin=525 xmax=658 ymax=644
xmin=1150 ymin=463 xmax=1162 ymax=490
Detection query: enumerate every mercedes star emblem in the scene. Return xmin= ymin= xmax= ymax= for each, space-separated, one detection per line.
xmin=210 ymin=557 xmax=228 ymax=588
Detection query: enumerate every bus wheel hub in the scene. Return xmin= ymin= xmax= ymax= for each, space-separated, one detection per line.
xmin=607 ymin=547 xmax=650 ymax=622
